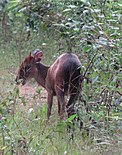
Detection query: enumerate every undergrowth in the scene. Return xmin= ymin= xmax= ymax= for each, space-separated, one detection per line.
xmin=0 ymin=25 xmax=122 ymax=155
xmin=0 ymin=83 xmax=122 ymax=155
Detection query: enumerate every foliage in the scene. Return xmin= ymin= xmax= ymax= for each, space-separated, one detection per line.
xmin=0 ymin=87 xmax=122 ymax=155
xmin=0 ymin=0 xmax=122 ymax=154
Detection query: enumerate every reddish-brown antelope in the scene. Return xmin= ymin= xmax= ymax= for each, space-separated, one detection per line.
xmin=15 ymin=49 xmax=81 ymax=119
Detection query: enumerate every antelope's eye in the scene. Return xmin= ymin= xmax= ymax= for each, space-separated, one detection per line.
xmin=18 ymin=64 xmax=31 ymax=80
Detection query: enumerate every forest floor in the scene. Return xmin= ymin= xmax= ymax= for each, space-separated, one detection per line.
xmin=18 ymin=84 xmax=48 ymax=109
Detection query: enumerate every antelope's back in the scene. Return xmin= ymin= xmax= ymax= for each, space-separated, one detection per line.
xmin=47 ymin=53 xmax=81 ymax=93
xmin=54 ymin=53 xmax=81 ymax=76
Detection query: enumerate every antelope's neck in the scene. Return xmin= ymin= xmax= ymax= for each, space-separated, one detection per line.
xmin=34 ymin=63 xmax=49 ymax=88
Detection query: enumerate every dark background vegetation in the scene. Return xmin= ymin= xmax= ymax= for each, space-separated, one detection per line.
xmin=0 ymin=0 xmax=122 ymax=154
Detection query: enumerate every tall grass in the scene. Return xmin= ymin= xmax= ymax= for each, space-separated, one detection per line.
xmin=0 ymin=86 xmax=121 ymax=155
xmin=0 ymin=33 xmax=122 ymax=155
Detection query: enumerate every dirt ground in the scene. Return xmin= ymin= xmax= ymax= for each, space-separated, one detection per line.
xmin=18 ymin=84 xmax=47 ymax=108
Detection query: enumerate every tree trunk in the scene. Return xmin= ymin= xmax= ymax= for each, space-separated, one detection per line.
xmin=2 ymin=12 xmax=7 ymax=40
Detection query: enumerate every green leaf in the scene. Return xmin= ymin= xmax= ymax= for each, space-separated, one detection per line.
xmin=63 ymin=8 xmax=71 ymax=13
xmin=92 ymin=76 xmax=99 ymax=84
xmin=67 ymin=114 xmax=77 ymax=122
xmin=7 ymin=0 xmax=20 ymax=11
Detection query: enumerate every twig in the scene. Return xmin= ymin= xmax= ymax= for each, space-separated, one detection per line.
xmin=82 ymin=51 xmax=97 ymax=82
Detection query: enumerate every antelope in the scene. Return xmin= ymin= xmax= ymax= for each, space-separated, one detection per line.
xmin=15 ymin=49 xmax=81 ymax=119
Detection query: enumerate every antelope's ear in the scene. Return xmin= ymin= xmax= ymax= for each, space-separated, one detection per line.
xmin=31 ymin=49 xmax=43 ymax=62
xmin=35 ymin=51 xmax=43 ymax=61
xmin=23 ymin=53 xmax=34 ymax=64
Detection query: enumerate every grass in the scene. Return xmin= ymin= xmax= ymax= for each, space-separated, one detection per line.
xmin=0 ymin=33 xmax=122 ymax=155
xmin=1 ymin=91 xmax=121 ymax=155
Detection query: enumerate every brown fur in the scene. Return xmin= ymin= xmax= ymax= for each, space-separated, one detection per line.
xmin=15 ymin=52 xmax=81 ymax=119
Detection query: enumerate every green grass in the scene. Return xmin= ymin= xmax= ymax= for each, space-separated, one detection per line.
xmin=1 ymin=88 xmax=122 ymax=155
xmin=0 ymin=34 xmax=122 ymax=155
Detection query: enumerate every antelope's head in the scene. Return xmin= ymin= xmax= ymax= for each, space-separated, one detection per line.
xmin=15 ymin=49 xmax=43 ymax=85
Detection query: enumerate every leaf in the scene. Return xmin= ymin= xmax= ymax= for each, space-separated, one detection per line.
xmin=1 ymin=146 xmax=7 ymax=150
xmin=68 ymin=5 xmax=77 ymax=9
xmin=118 ymin=3 xmax=122 ymax=7
xmin=53 ymin=23 xmax=65 ymax=27
xmin=97 ymin=37 xmax=108 ymax=46
xmin=63 ymin=8 xmax=71 ymax=13
xmin=81 ymin=0 xmax=87 ymax=3
xmin=18 ymin=6 xmax=28 ymax=12
xmin=99 ymin=31 xmax=104 ymax=35
xmin=7 ymin=0 xmax=20 ymax=11
xmin=93 ymin=9 xmax=101 ymax=13
xmin=98 ymin=14 xmax=105 ymax=18
xmin=92 ymin=76 xmax=99 ymax=84
xmin=67 ymin=114 xmax=77 ymax=122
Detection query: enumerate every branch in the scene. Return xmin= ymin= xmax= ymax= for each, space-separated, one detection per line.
xmin=82 ymin=51 xmax=97 ymax=82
